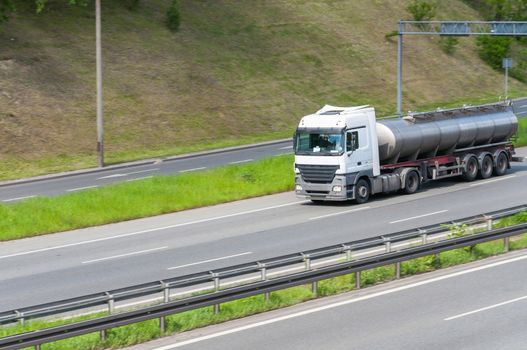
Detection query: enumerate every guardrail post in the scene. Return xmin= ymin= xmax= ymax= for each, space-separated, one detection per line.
xmin=212 ymin=273 xmax=220 ymax=314
xmin=106 ymin=292 xmax=114 ymax=314
xmin=100 ymin=329 xmax=107 ymax=342
xmin=259 ymin=263 xmax=270 ymax=302
xmin=355 ymin=271 xmax=361 ymax=289
xmin=421 ymin=232 xmax=428 ymax=245
xmin=35 ymin=345 xmax=41 ymax=350
xmin=303 ymin=254 xmax=317 ymax=295
xmin=396 ymin=262 xmax=401 ymax=279
xmin=484 ymin=215 xmax=493 ymax=231
xmin=385 ymin=241 xmax=392 ymax=253
xmin=342 ymin=245 xmax=351 ymax=261
xmin=504 ymin=236 xmax=510 ymax=252
xmin=15 ymin=310 xmax=25 ymax=327
xmin=160 ymin=282 xmax=169 ymax=333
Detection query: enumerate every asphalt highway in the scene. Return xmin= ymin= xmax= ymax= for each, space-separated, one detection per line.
xmin=0 ymin=147 xmax=525 ymax=311
xmin=127 ymin=251 xmax=527 ymax=350
xmin=0 ymin=140 xmax=292 ymax=202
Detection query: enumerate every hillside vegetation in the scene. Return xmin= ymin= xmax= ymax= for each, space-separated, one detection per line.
xmin=0 ymin=0 xmax=526 ymax=179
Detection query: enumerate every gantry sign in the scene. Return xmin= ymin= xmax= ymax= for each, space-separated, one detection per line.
xmin=396 ymin=20 xmax=527 ymax=115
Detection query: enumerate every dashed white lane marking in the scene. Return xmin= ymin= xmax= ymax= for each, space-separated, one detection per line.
xmin=167 ymin=252 xmax=253 ymax=270
xmin=150 ymin=253 xmax=527 ymax=349
xmin=126 ymin=176 xmax=153 ymax=182
xmin=0 ymin=200 xmax=308 ymax=260
xmin=469 ymin=174 xmax=516 ymax=187
xmin=82 ymin=246 xmax=168 ymax=264
xmin=66 ymin=185 xmax=98 ymax=192
xmin=389 ymin=210 xmax=448 ymax=224
xmin=2 ymin=195 xmax=37 ymax=202
xmin=279 ymin=145 xmax=293 ymax=150
xmin=309 ymin=206 xmax=371 ymax=221
xmin=97 ymin=168 xmax=159 ymax=180
xmin=445 ymin=294 xmax=527 ymax=321
xmin=229 ymin=159 xmax=254 ymax=165
xmin=179 ymin=167 xmax=206 ymax=173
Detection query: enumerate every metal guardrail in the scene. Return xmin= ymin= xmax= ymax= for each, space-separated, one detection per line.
xmin=0 ymin=205 xmax=526 ymax=350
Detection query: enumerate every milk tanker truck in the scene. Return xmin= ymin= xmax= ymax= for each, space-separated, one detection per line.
xmin=294 ymin=102 xmax=520 ymax=203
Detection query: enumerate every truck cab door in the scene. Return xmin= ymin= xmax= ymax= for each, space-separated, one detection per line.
xmin=346 ymin=127 xmax=372 ymax=173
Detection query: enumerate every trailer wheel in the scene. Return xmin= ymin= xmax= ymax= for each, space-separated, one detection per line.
xmin=479 ymin=155 xmax=493 ymax=179
xmin=494 ymin=152 xmax=508 ymax=176
xmin=354 ymin=179 xmax=370 ymax=204
xmin=403 ymin=171 xmax=420 ymax=194
xmin=462 ymin=156 xmax=478 ymax=182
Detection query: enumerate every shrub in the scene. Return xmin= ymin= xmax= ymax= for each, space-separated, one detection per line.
xmin=166 ymin=0 xmax=180 ymax=32
xmin=439 ymin=36 xmax=459 ymax=55
xmin=121 ymin=0 xmax=140 ymax=11
xmin=476 ymin=36 xmax=512 ymax=70
xmin=406 ymin=0 xmax=436 ymax=21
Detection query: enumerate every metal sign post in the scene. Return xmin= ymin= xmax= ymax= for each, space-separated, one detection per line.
xmin=503 ymin=58 xmax=512 ymax=99
xmin=396 ymin=21 xmax=527 ymax=115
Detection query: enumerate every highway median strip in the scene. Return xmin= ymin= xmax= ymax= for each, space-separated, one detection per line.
xmin=1 ymin=212 xmax=526 ymax=350
xmin=0 ymin=155 xmax=295 ymax=241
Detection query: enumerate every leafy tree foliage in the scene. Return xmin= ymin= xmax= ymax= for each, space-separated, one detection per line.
xmin=0 ymin=0 xmax=86 ymax=25
xmin=166 ymin=0 xmax=180 ymax=32
xmin=406 ymin=0 xmax=437 ymax=21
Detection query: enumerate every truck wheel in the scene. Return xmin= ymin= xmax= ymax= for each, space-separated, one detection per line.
xmin=462 ymin=156 xmax=478 ymax=182
xmin=354 ymin=179 xmax=370 ymax=204
xmin=403 ymin=171 xmax=420 ymax=194
xmin=479 ymin=155 xmax=493 ymax=179
xmin=494 ymin=152 xmax=508 ymax=176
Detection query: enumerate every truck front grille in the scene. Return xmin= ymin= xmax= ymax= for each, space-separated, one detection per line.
xmin=297 ymin=164 xmax=339 ymax=184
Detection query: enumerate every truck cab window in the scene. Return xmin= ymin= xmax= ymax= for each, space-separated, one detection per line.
xmin=346 ymin=131 xmax=359 ymax=151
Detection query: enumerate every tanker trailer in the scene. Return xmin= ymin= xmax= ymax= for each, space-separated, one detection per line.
xmin=294 ymin=102 xmax=519 ymax=203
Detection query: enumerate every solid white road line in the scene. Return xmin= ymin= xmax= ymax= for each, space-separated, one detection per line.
xmin=309 ymin=206 xmax=371 ymax=221
xmin=279 ymin=145 xmax=293 ymax=150
xmin=389 ymin=210 xmax=448 ymax=224
xmin=66 ymin=185 xmax=98 ymax=192
xmin=2 ymin=195 xmax=36 ymax=202
xmin=167 ymin=252 xmax=253 ymax=270
xmin=0 ymin=200 xmax=308 ymax=260
xmin=126 ymin=176 xmax=153 ymax=182
xmin=151 ymin=253 xmax=527 ymax=350
xmin=82 ymin=247 xmax=168 ymax=264
xmin=469 ymin=174 xmax=516 ymax=187
xmin=229 ymin=159 xmax=254 ymax=164
xmin=97 ymin=168 xmax=159 ymax=180
xmin=179 ymin=167 xmax=206 ymax=173
xmin=444 ymin=294 xmax=527 ymax=321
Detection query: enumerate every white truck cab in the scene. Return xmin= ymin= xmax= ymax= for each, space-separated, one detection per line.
xmin=294 ymin=105 xmax=379 ymax=202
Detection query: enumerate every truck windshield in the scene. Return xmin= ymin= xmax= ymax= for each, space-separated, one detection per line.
xmin=295 ymin=131 xmax=344 ymax=155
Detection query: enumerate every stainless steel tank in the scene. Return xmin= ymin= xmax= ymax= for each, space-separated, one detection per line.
xmin=376 ymin=104 xmax=518 ymax=164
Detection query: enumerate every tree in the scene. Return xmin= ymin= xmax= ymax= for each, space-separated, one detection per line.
xmin=0 ymin=0 xmax=87 ymax=25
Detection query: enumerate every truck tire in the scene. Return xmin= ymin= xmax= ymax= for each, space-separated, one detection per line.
xmin=462 ymin=156 xmax=478 ymax=182
xmin=354 ymin=179 xmax=370 ymax=204
xmin=494 ymin=152 xmax=508 ymax=176
xmin=403 ymin=171 xmax=420 ymax=194
xmin=479 ymin=155 xmax=493 ymax=179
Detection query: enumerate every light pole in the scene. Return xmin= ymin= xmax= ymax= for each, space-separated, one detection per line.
xmin=96 ymin=0 xmax=104 ymax=167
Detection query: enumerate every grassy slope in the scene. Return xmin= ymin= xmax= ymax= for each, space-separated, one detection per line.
xmin=0 ymin=0 xmax=526 ymax=180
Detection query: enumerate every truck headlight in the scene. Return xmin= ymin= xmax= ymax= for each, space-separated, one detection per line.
xmin=332 ymin=185 xmax=342 ymax=192
xmin=295 ymin=185 xmax=303 ymax=191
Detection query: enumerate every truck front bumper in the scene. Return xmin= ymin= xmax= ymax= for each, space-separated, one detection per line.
xmin=294 ymin=175 xmax=352 ymax=201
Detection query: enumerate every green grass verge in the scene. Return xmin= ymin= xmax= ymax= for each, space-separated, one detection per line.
xmin=515 ymin=117 xmax=527 ymax=147
xmin=2 ymin=212 xmax=526 ymax=350
xmin=0 ymin=154 xmax=295 ymax=241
